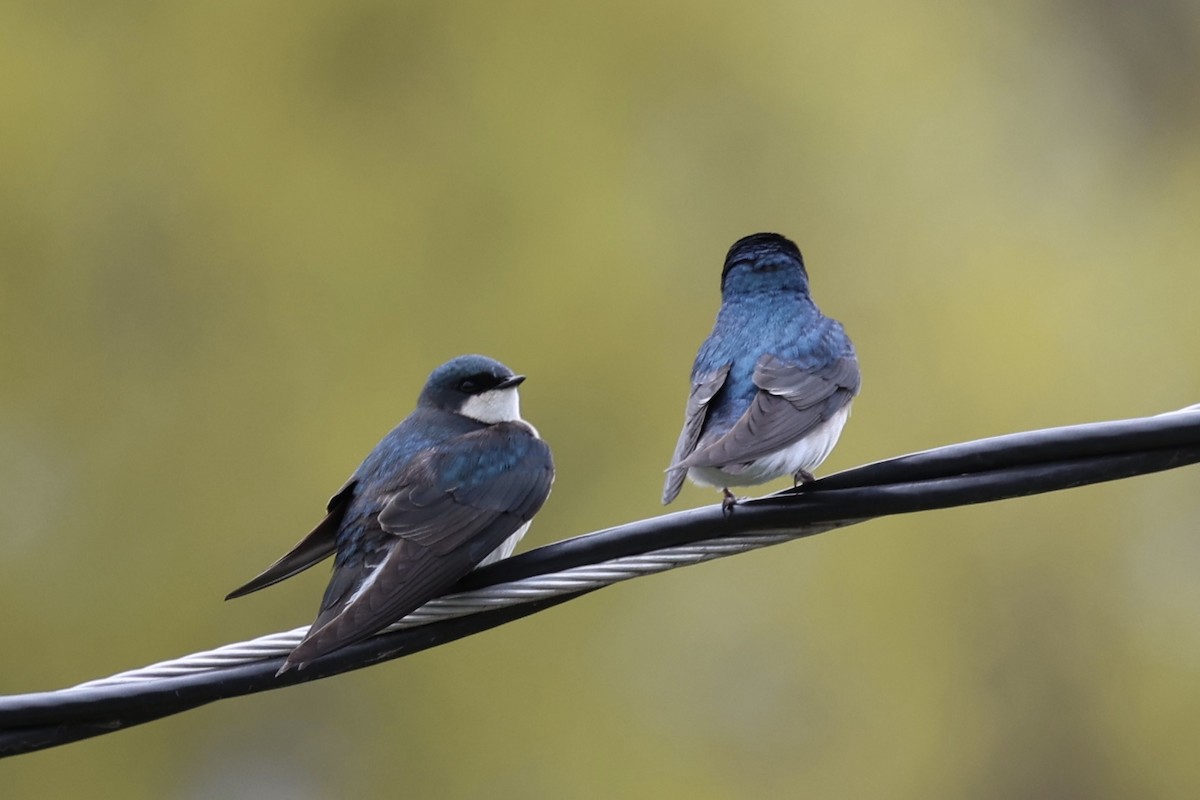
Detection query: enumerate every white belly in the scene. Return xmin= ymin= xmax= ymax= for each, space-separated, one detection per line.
xmin=688 ymin=403 xmax=851 ymax=489
xmin=476 ymin=521 xmax=532 ymax=568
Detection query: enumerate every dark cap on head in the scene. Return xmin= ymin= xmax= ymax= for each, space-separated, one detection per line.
xmin=721 ymin=233 xmax=806 ymax=291
xmin=420 ymin=354 xmax=523 ymax=412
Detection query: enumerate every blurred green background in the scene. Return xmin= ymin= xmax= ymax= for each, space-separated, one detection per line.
xmin=3 ymin=1 xmax=1200 ymax=797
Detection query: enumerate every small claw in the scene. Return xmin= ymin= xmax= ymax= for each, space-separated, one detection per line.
xmin=721 ymin=488 xmax=738 ymax=515
xmin=793 ymin=469 xmax=816 ymax=487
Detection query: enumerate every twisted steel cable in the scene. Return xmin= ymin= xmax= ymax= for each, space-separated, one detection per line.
xmin=72 ymin=531 xmax=830 ymax=688
xmin=2 ymin=403 xmax=1199 ymax=757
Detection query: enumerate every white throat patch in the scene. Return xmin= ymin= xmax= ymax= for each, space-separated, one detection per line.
xmin=460 ymin=387 xmax=522 ymax=424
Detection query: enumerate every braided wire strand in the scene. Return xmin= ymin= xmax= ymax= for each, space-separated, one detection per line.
xmin=70 ymin=528 xmax=836 ymax=690
xmin=3 ymin=405 xmax=1200 ymax=758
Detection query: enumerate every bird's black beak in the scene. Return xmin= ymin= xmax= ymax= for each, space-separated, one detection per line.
xmin=496 ymin=374 xmax=526 ymax=390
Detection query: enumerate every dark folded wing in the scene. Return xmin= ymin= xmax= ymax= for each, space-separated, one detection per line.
xmin=681 ymin=353 xmax=859 ymax=470
xmin=285 ymin=426 xmax=553 ymax=667
xmin=662 ymin=364 xmax=731 ymax=504
xmin=224 ymin=481 xmax=357 ymax=600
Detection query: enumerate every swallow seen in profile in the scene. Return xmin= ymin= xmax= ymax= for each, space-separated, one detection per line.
xmin=227 ymin=354 xmax=554 ymax=674
xmin=663 ymin=233 xmax=860 ymax=510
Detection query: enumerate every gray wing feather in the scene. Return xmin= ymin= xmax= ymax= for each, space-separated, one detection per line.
xmin=661 ymin=364 xmax=731 ymax=504
xmin=681 ymin=353 xmax=860 ymax=470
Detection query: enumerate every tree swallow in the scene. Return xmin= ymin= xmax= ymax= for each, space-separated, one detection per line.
xmin=663 ymin=233 xmax=860 ymax=509
xmin=227 ymin=354 xmax=554 ymax=674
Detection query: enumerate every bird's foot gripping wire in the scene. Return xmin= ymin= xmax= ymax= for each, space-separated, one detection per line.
xmin=793 ymin=469 xmax=815 ymax=488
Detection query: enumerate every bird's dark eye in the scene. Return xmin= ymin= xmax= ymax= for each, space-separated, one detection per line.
xmin=456 ymin=373 xmax=497 ymax=394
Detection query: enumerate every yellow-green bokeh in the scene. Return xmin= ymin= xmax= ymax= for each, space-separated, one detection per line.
xmin=3 ymin=1 xmax=1199 ymax=797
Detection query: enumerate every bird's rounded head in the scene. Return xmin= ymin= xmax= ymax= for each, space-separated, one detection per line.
xmin=720 ymin=232 xmax=809 ymax=295
xmin=420 ymin=355 xmax=526 ymax=423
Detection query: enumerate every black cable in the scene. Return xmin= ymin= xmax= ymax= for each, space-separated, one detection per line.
xmin=1 ymin=405 xmax=1197 ymax=757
